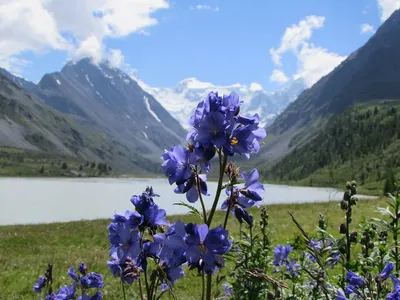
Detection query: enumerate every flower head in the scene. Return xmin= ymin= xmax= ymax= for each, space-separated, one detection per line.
xmin=185 ymin=223 xmax=232 ymax=273
xmin=387 ymin=275 xmax=400 ymax=300
xmin=107 ymin=222 xmax=141 ymax=260
xmin=345 ymin=270 xmax=365 ymax=288
xmin=273 ymin=244 xmax=292 ymax=266
xmin=337 ymin=290 xmax=348 ymax=300
xmin=376 ymin=262 xmax=394 ymax=282
xmin=33 ymin=275 xmax=46 ymax=293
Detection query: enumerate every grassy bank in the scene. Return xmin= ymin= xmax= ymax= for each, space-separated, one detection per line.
xmin=0 ymin=147 xmax=115 ymax=178
xmin=0 ymin=197 xmax=389 ymax=299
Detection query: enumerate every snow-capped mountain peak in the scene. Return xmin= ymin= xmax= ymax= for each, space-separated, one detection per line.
xmin=140 ymin=77 xmax=305 ymax=129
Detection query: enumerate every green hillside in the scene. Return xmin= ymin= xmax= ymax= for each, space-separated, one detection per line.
xmin=262 ymin=100 xmax=400 ymax=194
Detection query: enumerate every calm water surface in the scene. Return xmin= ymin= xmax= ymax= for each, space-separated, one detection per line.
xmin=0 ymin=177 xmax=375 ymax=225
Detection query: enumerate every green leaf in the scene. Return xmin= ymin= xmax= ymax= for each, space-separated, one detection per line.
xmin=173 ymin=201 xmax=202 ymax=219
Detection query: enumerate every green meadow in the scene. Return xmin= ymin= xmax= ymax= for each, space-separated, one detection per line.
xmin=0 ymin=196 xmax=390 ymax=299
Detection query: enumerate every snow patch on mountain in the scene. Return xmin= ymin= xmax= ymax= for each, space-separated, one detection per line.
xmin=138 ymin=77 xmax=305 ymax=129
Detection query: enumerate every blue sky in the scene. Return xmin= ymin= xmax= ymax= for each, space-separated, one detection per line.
xmin=0 ymin=0 xmax=399 ymax=91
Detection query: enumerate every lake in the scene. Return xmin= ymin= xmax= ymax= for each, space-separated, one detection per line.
xmin=0 ymin=177 xmax=376 ymax=226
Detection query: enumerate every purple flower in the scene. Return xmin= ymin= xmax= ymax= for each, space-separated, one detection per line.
xmin=379 ymin=262 xmax=394 ymax=281
xmin=327 ymin=252 xmax=341 ymax=269
xmin=185 ymin=223 xmax=232 ymax=273
xmin=286 ymin=258 xmax=301 ymax=277
xmin=111 ymin=210 xmax=143 ymax=229
xmin=345 ymin=284 xmax=358 ymax=297
xmin=174 ymin=173 xmax=209 ymax=203
xmin=107 ymin=249 xmax=142 ymax=284
xmin=273 ymin=244 xmax=292 ymax=266
xmin=309 ymin=240 xmax=322 ymax=250
xmin=54 ymin=282 xmax=77 ymax=300
xmin=78 ymin=292 xmax=102 ymax=300
xmin=80 ymin=272 xmax=104 ymax=289
xmin=345 ymin=270 xmax=365 ymax=288
xmin=223 ymin=283 xmax=234 ymax=296
xmin=187 ymin=92 xmax=265 ymax=159
xmin=79 ymin=262 xmax=87 ymax=275
xmin=33 ymin=275 xmax=46 ymax=293
xmin=161 ymin=145 xmax=194 ymax=186
xmin=337 ymin=290 xmax=348 ymax=300
xmin=159 ymin=261 xmax=185 ymax=286
xmin=68 ymin=267 xmax=78 ymax=282
xmin=130 ymin=189 xmax=169 ymax=228
xmin=387 ymin=275 xmax=400 ymax=300
xmin=108 ymin=222 xmax=141 ymax=260
xmin=238 ymin=169 xmax=264 ymax=207
xmin=160 ymin=283 xmax=169 ymax=292
xmin=158 ymin=221 xmax=187 ymax=266
xmin=233 ymin=205 xmax=253 ymax=227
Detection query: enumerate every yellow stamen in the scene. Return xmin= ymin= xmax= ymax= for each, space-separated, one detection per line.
xmin=231 ymin=137 xmax=238 ymax=145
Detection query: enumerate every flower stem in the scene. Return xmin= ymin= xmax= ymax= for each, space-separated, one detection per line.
xmin=207 ymin=149 xmax=227 ymax=226
xmin=121 ymin=280 xmax=127 ymax=300
xmin=144 ymin=268 xmax=151 ymax=300
xmin=139 ymin=278 xmax=144 ymax=300
xmin=223 ymin=207 xmax=230 ymax=229
xmin=201 ymin=270 xmax=205 ymax=300
xmin=206 ymin=273 xmax=212 ymax=300
xmin=195 ymin=168 xmax=208 ymax=223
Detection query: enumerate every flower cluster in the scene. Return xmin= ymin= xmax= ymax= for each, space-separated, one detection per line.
xmin=162 ymin=91 xmax=266 ymax=203
xmin=273 ymin=244 xmax=300 ymax=277
xmin=221 ymin=168 xmax=264 ymax=227
xmin=343 ymin=262 xmax=394 ymax=298
xmin=188 ymin=92 xmax=266 ymax=159
xmin=106 ymin=186 xmax=232 ymax=294
xmin=33 ymin=263 xmax=103 ymax=300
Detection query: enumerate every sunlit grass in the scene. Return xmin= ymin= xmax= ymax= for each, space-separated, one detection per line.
xmin=0 ymin=197 xmax=390 ymax=299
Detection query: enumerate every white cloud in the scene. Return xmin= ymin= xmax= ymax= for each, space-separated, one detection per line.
xmin=108 ymin=49 xmax=124 ymax=68
xmin=269 ymin=15 xmax=346 ymax=87
xmin=193 ymin=4 xmax=219 ymax=12
xmin=377 ymin=0 xmax=400 ymax=21
xmin=360 ymin=23 xmax=375 ymax=34
xmin=293 ymin=44 xmax=346 ymax=86
xmin=269 ymin=69 xmax=289 ymax=84
xmin=249 ymin=82 xmax=263 ymax=91
xmin=0 ymin=0 xmax=169 ymax=72
xmin=270 ymin=15 xmax=325 ymax=66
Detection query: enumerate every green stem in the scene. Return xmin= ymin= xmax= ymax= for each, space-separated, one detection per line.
xmin=201 ymin=270 xmax=205 ymax=300
xmin=207 ymin=149 xmax=227 ymax=226
xmin=196 ymin=168 xmax=208 ymax=223
xmin=144 ymin=268 xmax=151 ymax=300
xmin=121 ymin=280 xmax=127 ymax=300
xmin=223 ymin=207 xmax=230 ymax=229
xmin=206 ymin=273 xmax=212 ymax=300
xmin=345 ymin=206 xmax=351 ymax=267
xmin=139 ymin=278 xmax=144 ymax=300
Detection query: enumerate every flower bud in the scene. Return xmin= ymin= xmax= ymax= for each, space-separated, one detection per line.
xmin=225 ymin=162 xmax=240 ymax=184
xmin=346 ymin=182 xmax=352 ymax=189
xmin=340 ymin=200 xmax=348 ymax=210
xmin=340 ymin=224 xmax=347 ymax=234
xmin=343 ymin=192 xmax=350 ymax=201
xmin=267 ymin=291 xmax=275 ymax=299
xmin=350 ymin=231 xmax=358 ymax=243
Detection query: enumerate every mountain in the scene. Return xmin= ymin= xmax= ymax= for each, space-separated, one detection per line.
xmin=260 ymin=9 xmax=400 ymax=164
xmin=263 ymin=100 xmax=400 ymax=194
xmin=0 ymin=72 xmax=108 ymax=162
xmin=0 ymin=67 xmax=36 ymax=92
xmin=143 ymin=78 xmax=305 ymax=129
xmin=29 ymin=58 xmax=186 ymax=172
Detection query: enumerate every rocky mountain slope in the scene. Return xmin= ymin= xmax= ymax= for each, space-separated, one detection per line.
xmin=0 ymin=59 xmax=188 ymax=174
